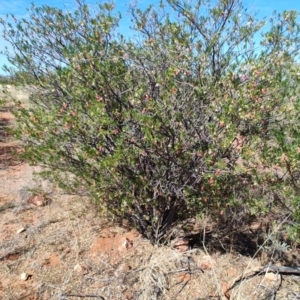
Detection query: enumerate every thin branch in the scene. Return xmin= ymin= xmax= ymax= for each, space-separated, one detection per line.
xmin=61 ymin=294 xmax=105 ymax=299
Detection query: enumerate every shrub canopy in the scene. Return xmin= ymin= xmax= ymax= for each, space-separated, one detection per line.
xmin=1 ymin=0 xmax=300 ymax=243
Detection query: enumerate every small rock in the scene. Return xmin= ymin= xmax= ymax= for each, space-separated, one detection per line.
xmin=173 ymin=238 xmax=190 ymax=252
xmin=118 ymin=238 xmax=132 ymax=252
xmin=250 ymin=222 xmax=261 ymax=231
xmin=262 ymin=271 xmax=281 ymax=287
xmin=28 ymin=194 xmax=48 ymax=206
xmin=20 ymin=272 xmax=30 ymax=281
xmin=74 ymin=263 xmax=88 ymax=275
xmin=17 ymin=227 xmax=26 ymax=234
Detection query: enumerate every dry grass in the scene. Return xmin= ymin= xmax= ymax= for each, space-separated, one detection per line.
xmin=1 ymin=186 xmax=299 ymax=299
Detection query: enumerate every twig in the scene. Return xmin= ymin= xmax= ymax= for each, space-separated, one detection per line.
xmin=61 ymin=294 xmax=105 ymax=299
xmin=224 ymin=264 xmax=300 ymax=298
xmin=266 ymin=265 xmax=300 ymax=275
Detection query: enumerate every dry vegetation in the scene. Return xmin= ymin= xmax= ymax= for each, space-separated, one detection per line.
xmin=0 ymin=87 xmax=300 ymax=299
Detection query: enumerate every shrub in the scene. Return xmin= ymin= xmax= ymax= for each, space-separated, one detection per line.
xmin=0 ymin=75 xmax=12 ymax=85
xmin=1 ymin=0 xmax=299 ymax=243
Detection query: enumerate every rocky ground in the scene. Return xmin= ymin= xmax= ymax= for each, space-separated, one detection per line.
xmin=0 ymin=86 xmax=300 ymax=299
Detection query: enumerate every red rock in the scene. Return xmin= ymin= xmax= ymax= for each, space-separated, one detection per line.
xmin=173 ymin=238 xmax=190 ymax=252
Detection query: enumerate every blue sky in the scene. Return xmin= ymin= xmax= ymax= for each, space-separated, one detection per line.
xmin=0 ymin=0 xmax=299 ymax=75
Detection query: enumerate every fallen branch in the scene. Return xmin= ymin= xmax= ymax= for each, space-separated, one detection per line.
xmin=224 ymin=264 xmax=300 ymax=298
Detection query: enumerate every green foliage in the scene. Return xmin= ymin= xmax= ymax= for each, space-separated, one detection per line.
xmin=0 ymin=76 xmax=10 ymax=109
xmin=1 ymin=0 xmax=300 ymax=243
xmin=0 ymin=97 xmax=3 ymax=110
